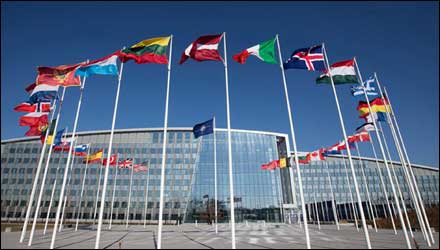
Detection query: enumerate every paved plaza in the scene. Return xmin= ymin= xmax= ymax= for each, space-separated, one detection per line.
xmin=1 ymin=223 xmax=438 ymax=249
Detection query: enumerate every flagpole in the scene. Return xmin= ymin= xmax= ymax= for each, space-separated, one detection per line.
xmin=213 ymin=116 xmax=218 ymax=234
xmin=126 ymin=159 xmax=135 ymax=229
xmin=109 ymin=154 xmax=119 ymax=230
xmin=322 ymin=47 xmax=371 ymax=248
xmin=59 ymin=142 xmax=77 ymax=232
xmin=353 ymin=58 xmax=411 ymax=249
xmin=340 ymin=155 xmax=359 ymax=231
xmin=143 ymin=161 xmax=151 ymax=228
xmin=76 ymin=144 xmax=91 ymax=231
xmin=94 ymin=58 xmax=125 ymax=249
xmin=43 ymin=143 xmax=65 ymax=235
xmin=312 ymin=180 xmax=320 ymax=230
xmin=381 ymin=81 xmax=435 ymax=244
xmin=157 ymin=35 xmax=173 ymax=250
xmin=275 ymin=34 xmax=310 ymax=249
xmin=367 ymin=132 xmax=397 ymax=233
xmin=377 ymin=122 xmax=415 ymax=238
xmin=93 ymin=156 xmax=104 ymax=227
xmin=20 ymin=87 xmax=64 ymax=244
xmin=354 ymin=142 xmax=378 ymax=232
xmin=324 ymin=161 xmax=339 ymax=230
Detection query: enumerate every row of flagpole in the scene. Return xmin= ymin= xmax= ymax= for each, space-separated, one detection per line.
xmin=17 ymin=32 xmax=435 ymax=250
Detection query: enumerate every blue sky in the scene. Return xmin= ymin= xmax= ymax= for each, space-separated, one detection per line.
xmin=1 ymin=1 xmax=438 ymax=167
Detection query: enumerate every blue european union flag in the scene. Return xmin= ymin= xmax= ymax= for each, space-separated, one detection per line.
xmin=193 ymin=119 xmax=214 ymax=139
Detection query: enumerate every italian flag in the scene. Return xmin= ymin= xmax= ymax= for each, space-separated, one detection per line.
xmin=316 ymin=59 xmax=359 ymax=84
xmin=233 ymin=38 xmax=277 ymax=64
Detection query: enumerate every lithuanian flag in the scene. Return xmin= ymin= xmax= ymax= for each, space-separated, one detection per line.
xmin=83 ymin=149 xmax=103 ymax=164
xmin=117 ymin=36 xmax=171 ymax=64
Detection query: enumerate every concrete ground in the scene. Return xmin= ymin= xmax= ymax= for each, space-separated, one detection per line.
xmin=1 ymin=223 xmax=438 ymax=249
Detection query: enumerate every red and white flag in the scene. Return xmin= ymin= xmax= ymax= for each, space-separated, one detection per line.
xmin=133 ymin=163 xmax=148 ymax=172
xmin=19 ymin=112 xmax=49 ymax=126
xmin=348 ymin=132 xmax=370 ymax=143
xmin=307 ymin=149 xmax=325 ymax=162
xmin=179 ymin=34 xmax=223 ymax=64
xmin=118 ymin=158 xmax=133 ymax=168
xmin=102 ymin=154 xmax=118 ymax=166
xmin=14 ymin=102 xmax=51 ymax=113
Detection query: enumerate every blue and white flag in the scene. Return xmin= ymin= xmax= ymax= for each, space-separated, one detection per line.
xmin=28 ymin=84 xmax=59 ymax=104
xmin=75 ymin=54 xmax=118 ymax=77
xmin=73 ymin=144 xmax=89 ymax=156
xmin=193 ymin=118 xmax=214 ymax=139
xmin=351 ymin=77 xmax=378 ymax=97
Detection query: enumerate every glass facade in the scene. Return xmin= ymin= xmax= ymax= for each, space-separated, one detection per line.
xmin=1 ymin=128 xmax=438 ymax=224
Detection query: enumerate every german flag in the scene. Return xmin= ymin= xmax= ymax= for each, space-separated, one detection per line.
xmin=357 ymin=97 xmax=390 ymax=116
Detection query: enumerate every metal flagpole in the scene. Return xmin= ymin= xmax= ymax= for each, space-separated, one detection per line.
xmin=126 ymin=160 xmax=135 ymax=228
xmin=93 ymin=157 xmax=104 ymax=226
xmin=367 ymin=133 xmax=397 ymax=234
xmin=213 ymin=117 xmax=218 ymax=234
xmin=59 ymin=142 xmax=77 ymax=232
xmin=340 ymin=155 xmax=359 ymax=231
xmin=322 ymin=47 xmax=371 ymax=248
xmin=20 ymin=87 xmax=64 ymax=244
xmin=275 ymin=34 xmax=310 ymax=249
xmin=277 ymin=167 xmax=285 ymax=223
xmin=377 ymin=122 xmax=415 ymax=238
xmin=143 ymin=161 xmax=151 ymax=228
xmin=381 ymin=82 xmax=435 ymax=244
xmin=221 ymin=32 xmax=237 ymax=249
xmin=109 ymin=154 xmax=119 ymax=230
xmin=324 ymin=161 xmax=339 ymax=230
xmin=354 ymin=142 xmax=378 ymax=232
xmin=157 ymin=35 xmax=173 ymax=250
xmin=312 ymin=182 xmax=321 ymax=230
xmin=75 ymin=144 xmax=91 ymax=231
xmin=94 ymin=58 xmax=125 ymax=250
xmin=43 ymin=141 xmax=65 ymax=235
xmin=353 ymin=58 xmax=411 ymax=249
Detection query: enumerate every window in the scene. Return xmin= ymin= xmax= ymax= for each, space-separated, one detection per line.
xmin=3 ymin=168 xmax=10 ymax=174
xmin=10 ymin=148 xmax=16 ymax=154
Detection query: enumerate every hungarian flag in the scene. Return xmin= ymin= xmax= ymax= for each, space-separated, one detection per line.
xmin=83 ymin=149 xmax=103 ymax=164
xmin=316 ymin=59 xmax=359 ymax=84
xmin=306 ymin=149 xmax=325 ymax=162
xmin=233 ymin=38 xmax=277 ymax=64
xmin=19 ymin=112 xmax=49 ymax=126
xmin=25 ymin=122 xmax=48 ymax=136
xmin=14 ymin=101 xmax=51 ymax=113
xmin=180 ymin=34 xmax=223 ymax=64
xmin=36 ymin=62 xmax=85 ymax=87
xmin=102 ymin=154 xmax=118 ymax=166
xmin=348 ymin=132 xmax=370 ymax=143
xmin=357 ymin=97 xmax=390 ymax=117
xmin=116 ymin=36 xmax=171 ymax=64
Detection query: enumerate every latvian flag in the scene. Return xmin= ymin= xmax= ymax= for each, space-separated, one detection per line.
xmin=316 ymin=59 xmax=359 ymax=84
xmin=179 ymin=34 xmax=223 ymax=64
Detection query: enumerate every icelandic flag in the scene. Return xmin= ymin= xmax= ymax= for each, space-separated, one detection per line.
xmin=29 ymin=84 xmax=59 ymax=104
xmin=75 ymin=54 xmax=119 ymax=77
xmin=193 ymin=118 xmax=214 ymax=138
xmin=73 ymin=144 xmax=89 ymax=156
xmin=351 ymin=76 xmax=379 ymax=97
xmin=283 ymin=45 xmax=326 ymax=71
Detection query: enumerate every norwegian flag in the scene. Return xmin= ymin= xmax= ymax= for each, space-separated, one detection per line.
xmin=14 ymin=101 xmax=51 ymax=113
xmin=118 ymin=158 xmax=133 ymax=168
xmin=283 ymin=45 xmax=326 ymax=71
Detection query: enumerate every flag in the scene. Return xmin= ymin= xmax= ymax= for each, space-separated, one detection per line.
xmin=356 ymin=123 xmax=375 ymax=133
xmin=267 ymin=160 xmax=279 ymax=170
xmin=14 ymin=101 xmax=51 ymax=113
xmin=102 ymin=154 xmax=118 ymax=166
xmin=180 ymin=34 xmax=223 ymax=64
xmin=19 ymin=112 xmax=49 ymax=126
xmin=322 ymin=149 xmax=341 ymax=157
xmin=279 ymin=158 xmax=287 ymax=168
xmin=297 ymin=155 xmax=310 ymax=164
xmin=83 ymin=149 xmax=103 ymax=163
xmin=73 ymin=144 xmax=89 ymax=156
xmin=348 ymin=132 xmax=371 ymax=143
xmin=357 ymin=97 xmax=390 ymax=116
xmin=36 ymin=62 xmax=85 ymax=87
xmin=316 ymin=59 xmax=359 ymax=84
xmin=28 ymin=84 xmax=59 ymax=104
xmin=40 ymin=119 xmax=56 ymax=144
xmin=133 ymin=163 xmax=148 ymax=172
xmin=75 ymin=54 xmax=119 ymax=77
xmin=53 ymin=137 xmax=76 ymax=151
xmin=361 ymin=111 xmax=387 ymax=123
xmin=232 ymin=38 xmax=277 ymax=64
xmin=116 ymin=36 xmax=171 ymax=64
xmin=283 ymin=45 xmax=325 ymax=71
xmin=351 ymin=77 xmax=378 ymax=97
xmin=193 ymin=119 xmax=214 ymax=139
xmin=25 ymin=122 xmax=48 ymax=137
xmin=306 ymin=149 xmax=325 ymax=162
xmin=25 ymin=82 xmax=37 ymax=94
xmin=53 ymin=129 xmax=65 ymax=145
xmin=118 ymin=158 xmax=133 ymax=168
